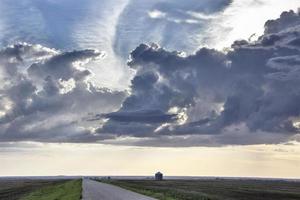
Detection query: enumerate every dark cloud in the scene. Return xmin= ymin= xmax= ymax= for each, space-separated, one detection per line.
xmin=98 ymin=9 xmax=300 ymax=146
xmin=0 ymin=43 xmax=126 ymax=143
xmin=264 ymin=9 xmax=300 ymax=34
xmin=27 ymin=49 xmax=102 ymax=81
xmin=103 ymin=110 xmax=178 ymax=124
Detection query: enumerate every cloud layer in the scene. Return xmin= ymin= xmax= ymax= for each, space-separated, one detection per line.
xmin=0 ymin=43 xmax=125 ymax=143
xmin=98 ymin=9 xmax=300 ymax=146
xmin=1 ymin=7 xmax=300 ymax=147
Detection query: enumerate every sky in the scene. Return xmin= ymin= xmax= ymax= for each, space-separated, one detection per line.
xmin=0 ymin=0 xmax=300 ymax=177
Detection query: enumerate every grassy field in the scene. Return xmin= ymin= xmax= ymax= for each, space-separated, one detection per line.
xmin=102 ymin=179 xmax=300 ymax=200
xmin=0 ymin=179 xmax=67 ymax=200
xmin=0 ymin=179 xmax=81 ymax=200
xmin=21 ymin=179 xmax=82 ymax=200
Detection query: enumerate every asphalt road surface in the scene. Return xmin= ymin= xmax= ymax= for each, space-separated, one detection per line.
xmin=82 ymin=179 xmax=157 ymax=200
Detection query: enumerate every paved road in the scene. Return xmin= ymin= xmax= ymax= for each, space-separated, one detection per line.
xmin=82 ymin=179 xmax=157 ymax=200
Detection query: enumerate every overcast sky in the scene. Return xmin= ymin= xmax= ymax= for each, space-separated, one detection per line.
xmin=0 ymin=0 xmax=300 ymax=177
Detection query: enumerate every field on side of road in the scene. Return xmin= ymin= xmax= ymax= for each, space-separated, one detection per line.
xmin=101 ymin=179 xmax=300 ymax=200
xmin=21 ymin=179 xmax=82 ymax=200
xmin=0 ymin=179 xmax=67 ymax=200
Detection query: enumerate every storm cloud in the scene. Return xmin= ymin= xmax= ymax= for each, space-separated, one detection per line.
xmin=98 ymin=9 xmax=300 ymax=146
xmin=0 ymin=43 xmax=125 ymax=143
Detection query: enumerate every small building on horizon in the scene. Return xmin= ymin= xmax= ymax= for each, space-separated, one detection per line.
xmin=155 ymin=172 xmax=163 ymax=181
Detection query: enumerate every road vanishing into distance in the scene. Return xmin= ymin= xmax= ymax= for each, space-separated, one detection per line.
xmin=82 ymin=179 xmax=157 ymax=200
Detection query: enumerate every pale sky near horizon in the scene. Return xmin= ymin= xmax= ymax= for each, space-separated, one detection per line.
xmin=1 ymin=142 xmax=300 ymax=178
xmin=0 ymin=0 xmax=300 ymax=177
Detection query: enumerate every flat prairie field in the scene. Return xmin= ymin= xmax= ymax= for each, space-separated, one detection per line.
xmin=103 ymin=179 xmax=300 ymax=200
xmin=0 ymin=179 xmax=68 ymax=200
xmin=21 ymin=179 xmax=82 ymax=200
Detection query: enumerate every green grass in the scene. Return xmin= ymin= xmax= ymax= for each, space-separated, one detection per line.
xmin=0 ymin=179 xmax=66 ymax=200
xmin=21 ymin=179 xmax=82 ymax=200
xmin=100 ymin=179 xmax=300 ymax=200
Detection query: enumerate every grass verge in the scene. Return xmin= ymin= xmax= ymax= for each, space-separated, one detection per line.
xmin=21 ymin=179 xmax=82 ymax=200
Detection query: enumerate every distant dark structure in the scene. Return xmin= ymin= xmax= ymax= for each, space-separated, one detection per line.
xmin=155 ymin=172 xmax=163 ymax=181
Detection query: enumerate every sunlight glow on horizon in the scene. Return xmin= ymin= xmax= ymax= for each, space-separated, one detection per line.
xmin=1 ymin=142 xmax=300 ymax=178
